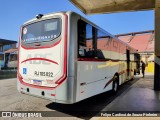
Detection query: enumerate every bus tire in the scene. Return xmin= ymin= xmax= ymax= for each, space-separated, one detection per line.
xmin=112 ymin=75 xmax=119 ymax=94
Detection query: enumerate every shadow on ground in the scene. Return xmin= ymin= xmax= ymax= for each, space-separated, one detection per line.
xmin=46 ymin=77 xmax=140 ymax=119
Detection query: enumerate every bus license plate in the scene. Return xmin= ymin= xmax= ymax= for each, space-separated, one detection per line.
xmin=33 ymin=80 xmax=42 ymax=86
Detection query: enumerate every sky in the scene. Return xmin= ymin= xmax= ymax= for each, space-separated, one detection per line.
xmin=0 ymin=0 xmax=154 ymax=42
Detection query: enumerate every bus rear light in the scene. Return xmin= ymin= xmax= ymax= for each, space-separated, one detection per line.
xmin=46 ymin=80 xmax=54 ymax=84
xmin=51 ymin=94 xmax=55 ymax=96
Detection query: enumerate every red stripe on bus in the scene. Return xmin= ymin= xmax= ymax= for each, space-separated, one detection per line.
xmin=55 ymin=13 xmax=68 ymax=84
xmin=78 ymin=58 xmax=120 ymax=62
xmin=104 ymin=69 xmax=134 ymax=89
xmin=103 ymin=77 xmax=114 ymax=89
xmin=17 ymin=27 xmax=21 ymax=82
xmin=78 ymin=58 xmax=107 ymax=62
xmin=51 ymin=94 xmax=55 ymax=96
xmin=21 ymin=58 xmax=59 ymax=65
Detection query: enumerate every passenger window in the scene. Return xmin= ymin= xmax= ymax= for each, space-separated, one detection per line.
xmin=96 ymin=29 xmax=110 ymax=59
xmin=78 ymin=20 xmax=94 ymax=58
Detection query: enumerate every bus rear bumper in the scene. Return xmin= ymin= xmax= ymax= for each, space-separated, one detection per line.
xmin=17 ymin=81 xmax=56 ymax=100
xmin=17 ymin=79 xmax=75 ymax=104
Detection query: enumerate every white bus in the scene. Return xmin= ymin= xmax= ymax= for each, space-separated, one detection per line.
xmin=17 ymin=11 xmax=139 ymax=104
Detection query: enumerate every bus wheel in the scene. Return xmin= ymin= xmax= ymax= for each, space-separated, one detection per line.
xmin=112 ymin=75 xmax=119 ymax=93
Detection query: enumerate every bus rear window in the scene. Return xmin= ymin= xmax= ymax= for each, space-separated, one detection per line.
xmin=22 ymin=18 xmax=61 ymax=43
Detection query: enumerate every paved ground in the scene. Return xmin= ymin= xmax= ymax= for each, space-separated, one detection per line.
xmin=0 ymin=78 xmax=81 ymax=120
xmin=102 ymin=73 xmax=160 ymax=111
xmin=0 ymin=73 xmax=158 ymax=120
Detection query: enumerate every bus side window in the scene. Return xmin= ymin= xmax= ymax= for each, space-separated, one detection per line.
xmin=96 ymin=29 xmax=110 ymax=59
xmin=78 ymin=20 xmax=94 ymax=58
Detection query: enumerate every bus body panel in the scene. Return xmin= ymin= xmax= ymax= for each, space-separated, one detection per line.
xmin=17 ymin=80 xmax=56 ymax=101
xmin=66 ymin=12 xmax=81 ymax=103
xmin=77 ymin=61 xmax=112 ymax=101
xmin=19 ymin=45 xmax=61 ymax=85
xmin=74 ymin=14 xmax=137 ymax=102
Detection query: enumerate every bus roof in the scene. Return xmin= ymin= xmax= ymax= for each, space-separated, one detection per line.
xmin=23 ymin=11 xmax=137 ymax=52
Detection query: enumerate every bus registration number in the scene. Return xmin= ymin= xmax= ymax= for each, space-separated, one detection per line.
xmin=34 ymin=71 xmax=53 ymax=77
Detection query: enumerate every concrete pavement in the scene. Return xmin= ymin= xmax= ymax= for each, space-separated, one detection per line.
xmin=101 ymin=73 xmax=160 ymax=111
xmin=0 ymin=78 xmax=81 ymax=120
xmin=0 ymin=73 xmax=159 ymax=119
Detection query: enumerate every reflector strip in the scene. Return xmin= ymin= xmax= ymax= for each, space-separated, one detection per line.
xmin=51 ymin=94 xmax=55 ymax=96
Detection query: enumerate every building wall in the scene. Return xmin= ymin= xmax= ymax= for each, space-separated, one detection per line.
xmin=0 ymin=40 xmax=17 ymax=69
xmin=117 ymin=31 xmax=155 ymax=73
xmin=140 ymin=53 xmax=154 ymax=73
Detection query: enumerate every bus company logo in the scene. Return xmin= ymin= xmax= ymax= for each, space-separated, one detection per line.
xmin=21 ymin=53 xmax=58 ymax=65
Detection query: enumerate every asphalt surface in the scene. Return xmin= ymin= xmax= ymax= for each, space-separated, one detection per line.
xmin=0 ymin=75 xmax=144 ymax=120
